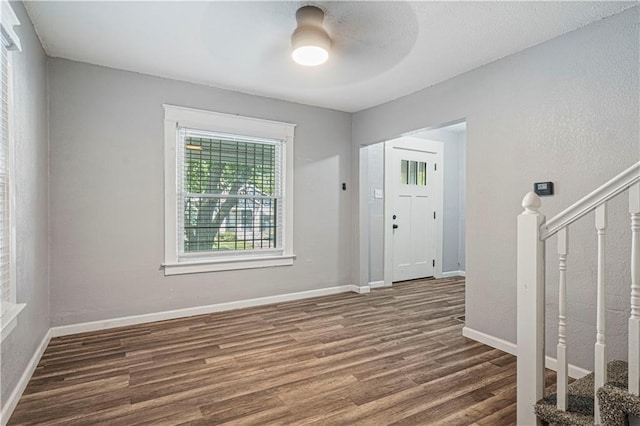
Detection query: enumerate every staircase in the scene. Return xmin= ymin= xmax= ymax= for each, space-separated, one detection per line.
xmin=517 ymin=161 xmax=640 ymax=425
xmin=535 ymin=360 xmax=630 ymax=425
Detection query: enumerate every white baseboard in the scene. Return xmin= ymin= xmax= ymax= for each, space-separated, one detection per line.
xmin=462 ymin=326 xmax=515 ymax=354
xmin=351 ymin=285 xmax=371 ymax=294
xmin=544 ymin=356 xmax=591 ymax=379
xmin=368 ymin=280 xmax=386 ymax=289
xmin=440 ymin=270 xmax=466 ymax=278
xmin=51 ymin=285 xmax=364 ymax=338
xmin=462 ymin=326 xmax=591 ymax=379
xmin=1 ymin=329 xmax=51 ymax=426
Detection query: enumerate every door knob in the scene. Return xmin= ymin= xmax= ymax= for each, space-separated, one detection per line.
xmin=393 ymin=224 xmax=399 ymax=229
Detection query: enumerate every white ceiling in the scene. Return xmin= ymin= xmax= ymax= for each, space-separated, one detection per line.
xmin=25 ymin=1 xmax=637 ymax=113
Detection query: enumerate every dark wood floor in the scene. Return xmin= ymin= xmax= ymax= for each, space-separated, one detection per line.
xmin=10 ymin=277 xmax=526 ymax=425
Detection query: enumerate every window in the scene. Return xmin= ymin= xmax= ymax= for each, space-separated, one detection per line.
xmin=0 ymin=0 xmax=24 ymax=341
xmin=180 ymin=132 xmax=279 ymax=253
xmin=163 ymin=105 xmax=295 ymax=275
xmin=401 ymin=160 xmax=428 ymax=186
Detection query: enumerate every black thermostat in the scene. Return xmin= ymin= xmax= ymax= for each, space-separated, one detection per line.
xmin=534 ymin=182 xmax=554 ymax=196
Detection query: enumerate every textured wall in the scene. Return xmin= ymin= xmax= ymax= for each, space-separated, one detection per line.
xmin=0 ymin=1 xmax=50 ymax=409
xmin=48 ymin=59 xmax=353 ymax=326
xmin=353 ymin=7 xmax=639 ymax=369
xmin=441 ymin=133 xmax=462 ymax=273
xmin=364 ymin=143 xmax=385 ymax=282
xmin=458 ymin=132 xmax=466 ymax=270
xmin=413 ymin=127 xmax=466 ymax=273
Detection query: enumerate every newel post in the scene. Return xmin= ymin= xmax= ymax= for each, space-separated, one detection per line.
xmin=517 ymin=192 xmax=546 ymax=426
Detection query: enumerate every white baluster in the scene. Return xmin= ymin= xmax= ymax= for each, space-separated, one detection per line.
xmin=557 ymin=227 xmax=568 ymax=411
xmin=517 ymin=192 xmax=546 ymax=426
xmin=594 ymin=204 xmax=607 ymax=424
xmin=630 ymin=183 xmax=640 ymax=395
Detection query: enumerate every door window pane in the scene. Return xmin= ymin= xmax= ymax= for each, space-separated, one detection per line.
xmin=409 ymin=161 xmax=417 ymax=185
xmin=401 ymin=160 xmax=408 ymax=184
xmin=402 ymin=159 xmax=428 ymax=186
xmin=418 ymin=162 xmax=427 ymax=186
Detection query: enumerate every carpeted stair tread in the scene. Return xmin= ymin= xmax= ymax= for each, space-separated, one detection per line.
xmin=534 ymin=360 xmax=629 ymax=426
xmin=597 ymin=361 xmax=640 ymax=426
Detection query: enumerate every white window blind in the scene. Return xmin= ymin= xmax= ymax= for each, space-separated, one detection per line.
xmin=176 ymin=128 xmax=285 ymax=259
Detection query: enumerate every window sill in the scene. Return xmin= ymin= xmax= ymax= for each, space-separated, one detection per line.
xmin=1 ymin=302 xmax=25 ymax=342
xmin=163 ymin=254 xmax=296 ymax=276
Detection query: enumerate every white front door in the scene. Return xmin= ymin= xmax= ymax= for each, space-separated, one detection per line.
xmin=389 ymin=140 xmax=442 ymax=282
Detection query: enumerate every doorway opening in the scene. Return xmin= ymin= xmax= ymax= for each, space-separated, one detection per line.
xmin=362 ymin=120 xmax=466 ymax=287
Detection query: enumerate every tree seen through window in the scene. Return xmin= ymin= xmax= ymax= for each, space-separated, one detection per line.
xmin=182 ymin=134 xmax=279 ymax=252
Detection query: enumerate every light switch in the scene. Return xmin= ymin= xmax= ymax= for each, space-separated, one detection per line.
xmin=374 ymin=189 xmax=383 ymax=199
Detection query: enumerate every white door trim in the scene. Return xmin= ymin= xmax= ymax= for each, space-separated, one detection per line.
xmin=384 ymin=137 xmax=444 ymax=286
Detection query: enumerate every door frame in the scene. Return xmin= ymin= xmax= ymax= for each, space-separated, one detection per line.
xmin=383 ymin=137 xmax=444 ymax=286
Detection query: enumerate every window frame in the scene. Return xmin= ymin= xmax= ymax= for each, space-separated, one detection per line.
xmin=0 ymin=0 xmax=25 ymax=342
xmin=163 ymin=104 xmax=296 ymax=276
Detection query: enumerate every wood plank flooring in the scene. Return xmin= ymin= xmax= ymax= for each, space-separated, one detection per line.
xmin=10 ymin=277 xmax=531 ymax=425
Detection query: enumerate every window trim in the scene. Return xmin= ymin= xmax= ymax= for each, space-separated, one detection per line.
xmin=1 ymin=302 xmax=25 ymax=342
xmin=163 ymin=104 xmax=296 ymax=276
xmin=0 ymin=0 xmax=24 ymax=342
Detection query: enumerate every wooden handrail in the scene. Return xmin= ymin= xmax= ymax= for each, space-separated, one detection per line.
xmin=541 ymin=162 xmax=640 ymax=240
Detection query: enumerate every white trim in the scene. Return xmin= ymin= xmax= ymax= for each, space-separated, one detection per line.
xmin=543 ymin=357 xmax=592 ymax=381
xmin=368 ymin=280 xmax=387 ymax=288
xmin=0 ymin=1 xmax=21 ymax=52
xmin=0 ymin=21 xmax=22 ymax=342
xmin=0 ymin=329 xmax=51 ymax=426
xmin=0 ymin=302 xmax=24 ymax=342
xmin=542 ymin=161 xmax=640 ymax=240
xmin=351 ymin=285 xmax=371 ymax=294
xmin=163 ymin=255 xmax=295 ymax=275
xmin=462 ymin=326 xmax=591 ymax=379
xmin=51 ymin=285 xmax=364 ymax=337
xmin=163 ymin=104 xmax=296 ymax=140
xmin=439 ymin=270 xmax=466 ymax=278
xmin=462 ymin=326 xmax=515 ymax=354
xmin=163 ymin=105 xmax=296 ymax=275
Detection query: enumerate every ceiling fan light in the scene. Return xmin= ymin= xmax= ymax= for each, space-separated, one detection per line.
xmin=292 ymin=45 xmax=328 ymax=67
xmin=291 ymin=6 xmax=331 ymax=67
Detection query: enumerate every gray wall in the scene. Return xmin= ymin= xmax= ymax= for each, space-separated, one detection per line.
xmin=364 ymin=143 xmax=384 ymax=282
xmin=458 ymin=132 xmax=466 ymax=270
xmin=353 ymin=7 xmax=639 ymax=370
xmin=48 ymin=58 xmax=353 ymax=326
xmin=1 ymin=1 xmax=50 ymax=408
xmin=440 ymin=132 xmax=462 ymax=272
xmin=414 ymin=127 xmax=467 ymax=272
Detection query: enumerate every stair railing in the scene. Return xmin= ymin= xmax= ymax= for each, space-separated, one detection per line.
xmin=517 ymin=161 xmax=640 ymax=425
